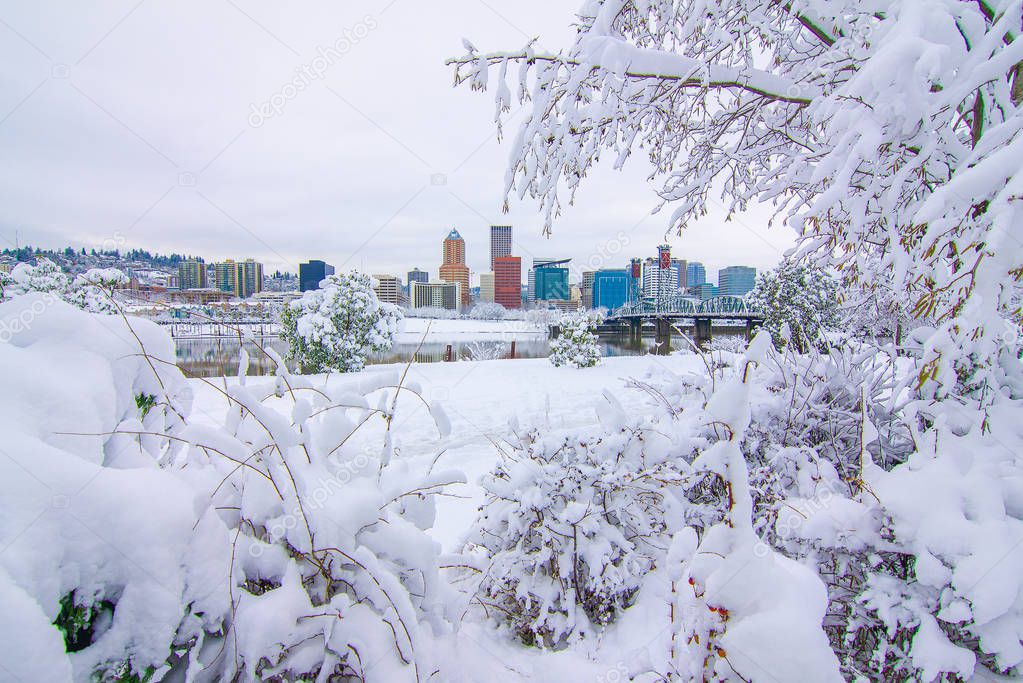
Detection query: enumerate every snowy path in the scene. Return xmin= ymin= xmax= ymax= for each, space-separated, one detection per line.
xmin=189 ymin=354 xmax=701 ymax=551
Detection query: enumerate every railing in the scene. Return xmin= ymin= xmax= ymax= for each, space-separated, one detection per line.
xmin=610 ymin=295 xmax=760 ymax=319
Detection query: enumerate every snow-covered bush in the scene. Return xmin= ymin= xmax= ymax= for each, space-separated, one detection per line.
xmin=468 ymin=302 xmax=507 ymax=320
xmin=4 ymin=258 xmax=70 ymax=300
xmin=67 ymin=268 xmax=131 ymax=314
xmin=748 ymin=261 xmax=838 ymax=353
xmin=466 ymin=404 xmax=694 ymax=647
xmin=281 ymin=271 xmax=402 ymax=373
xmin=705 ymin=335 xmax=748 ymax=355
xmin=0 ymin=295 xmax=464 ymax=682
xmin=1 ymin=260 xmax=130 ymax=316
xmin=549 ymin=310 xmax=602 ymax=368
xmin=0 ymin=295 xmax=220 ymax=682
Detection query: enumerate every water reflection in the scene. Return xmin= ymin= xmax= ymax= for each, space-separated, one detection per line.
xmin=174 ymin=335 xmax=665 ymax=378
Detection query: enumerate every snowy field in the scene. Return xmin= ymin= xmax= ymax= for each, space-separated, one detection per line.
xmin=188 ymin=353 xmax=695 ymax=554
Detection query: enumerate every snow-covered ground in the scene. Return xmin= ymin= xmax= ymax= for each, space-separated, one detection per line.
xmin=189 ymin=353 xmax=696 ymax=552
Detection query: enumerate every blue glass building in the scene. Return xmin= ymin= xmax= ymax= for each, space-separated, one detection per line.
xmin=687 ymin=261 xmax=707 ymax=287
xmin=534 ymin=266 xmax=569 ymax=301
xmin=591 ymin=269 xmax=632 ymax=311
xmin=718 ymin=266 xmax=757 ymax=296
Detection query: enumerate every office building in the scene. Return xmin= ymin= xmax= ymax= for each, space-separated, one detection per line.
xmin=299 ymin=260 xmax=334 ymax=292
xmin=407 ymin=267 xmax=429 ymax=292
xmin=411 ymin=280 xmax=461 ymax=311
xmin=479 ymin=272 xmax=495 ymax=303
xmin=592 ymin=269 xmax=633 ymax=311
xmin=439 ymin=228 xmax=470 ymax=308
xmin=490 ymin=225 xmax=513 ymax=270
xmin=687 ymin=262 xmax=707 ymax=288
xmin=493 ymin=256 xmax=522 ymax=309
xmin=535 ymin=265 xmax=569 ymax=301
xmin=581 ymin=270 xmax=595 ymax=309
xmin=718 ymin=266 xmax=757 ymax=297
xmin=373 ymin=274 xmax=405 ymax=305
xmin=673 ymin=258 xmax=688 ymax=290
xmin=178 ymin=259 xmax=207 ymax=289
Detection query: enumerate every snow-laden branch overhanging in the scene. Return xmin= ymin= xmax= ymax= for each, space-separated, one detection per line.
xmin=448 ymin=38 xmax=814 ymax=105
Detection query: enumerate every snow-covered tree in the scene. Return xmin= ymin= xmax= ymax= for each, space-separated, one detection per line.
xmin=281 ymin=271 xmax=402 ymax=373
xmin=450 ymin=0 xmax=1023 ymax=399
xmin=748 ymin=261 xmax=839 ymax=353
xmin=5 ymin=258 xmax=70 ymax=299
xmin=549 ymin=310 xmax=603 ymax=368
xmin=468 ymin=302 xmax=508 ymax=320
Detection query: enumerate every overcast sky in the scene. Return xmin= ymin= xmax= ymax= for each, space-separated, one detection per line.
xmin=0 ymin=0 xmax=793 ymax=284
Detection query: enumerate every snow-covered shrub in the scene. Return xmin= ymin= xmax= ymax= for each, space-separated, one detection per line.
xmin=705 ymin=334 xmax=747 ymax=355
xmin=281 ymin=271 xmax=402 ymax=373
xmin=0 ymin=294 xmax=465 ymax=681
xmin=549 ymin=310 xmax=602 ymax=368
xmin=175 ymin=346 xmax=462 ymax=681
xmin=469 ymin=302 xmax=507 ymax=320
xmin=748 ymin=261 xmax=839 ymax=353
xmin=67 ymin=268 xmax=131 ymax=314
xmin=0 ymin=295 xmax=223 ymax=682
xmin=466 ymin=394 xmax=695 ymax=648
xmin=4 ymin=258 xmax=70 ymax=299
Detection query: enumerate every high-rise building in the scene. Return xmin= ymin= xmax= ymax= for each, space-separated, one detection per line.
xmin=214 ymin=260 xmax=236 ymax=295
xmin=490 ymin=225 xmax=513 ymax=270
xmin=687 ymin=262 xmax=707 ymax=288
xmin=411 ymin=281 xmax=460 ymax=310
xmin=672 ymin=258 xmax=688 ymax=290
xmin=439 ymin=228 xmax=470 ymax=308
xmin=373 ymin=274 xmax=405 ymax=305
xmin=178 ymin=259 xmax=207 ymax=289
xmin=299 ymin=260 xmax=334 ymax=292
xmin=581 ymin=270 xmax=595 ymax=309
xmin=718 ymin=266 xmax=757 ymax=297
xmin=642 ymin=259 xmax=682 ymax=298
xmin=235 ymin=259 xmax=263 ymax=298
xmin=592 ymin=269 xmax=633 ymax=311
xmin=407 ymin=267 xmax=429 ymax=292
xmin=479 ymin=272 xmax=495 ymax=303
xmin=493 ymin=256 xmax=522 ymax=309
xmin=534 ymin=263 xmax=570 ymax=301
xmin=214 ymin=259 xmax=263 ymax=298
